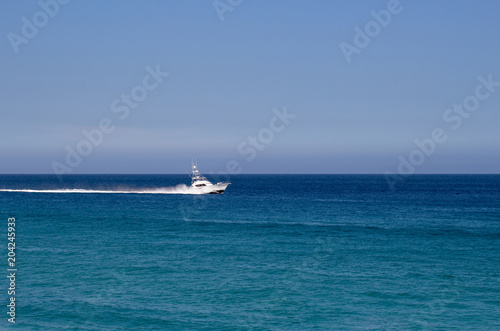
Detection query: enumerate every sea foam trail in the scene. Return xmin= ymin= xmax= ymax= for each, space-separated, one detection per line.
xmin=0 ymin=184 xmax=206 ymax=195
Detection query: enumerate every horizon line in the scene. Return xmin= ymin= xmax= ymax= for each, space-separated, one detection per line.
xmin=1 ymin=173 xmax=499 ymax=176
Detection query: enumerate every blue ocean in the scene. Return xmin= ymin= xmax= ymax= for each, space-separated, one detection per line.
xmin=1 ymin=175 xmax=499 ymax=330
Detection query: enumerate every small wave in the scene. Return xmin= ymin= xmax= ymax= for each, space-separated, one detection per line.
xmin=0 ymin=184 xmax=207 ymax=195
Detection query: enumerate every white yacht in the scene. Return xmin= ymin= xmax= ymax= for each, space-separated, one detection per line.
xmin=190 ymin=165 xmax=230 ymax=194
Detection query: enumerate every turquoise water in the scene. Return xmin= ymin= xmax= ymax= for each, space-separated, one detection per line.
xmin=1 ymin=175 xmax=499 ymax=330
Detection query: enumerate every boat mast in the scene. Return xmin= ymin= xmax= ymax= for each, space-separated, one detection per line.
xmin=191 ymin=164 xmax=203 ymax=184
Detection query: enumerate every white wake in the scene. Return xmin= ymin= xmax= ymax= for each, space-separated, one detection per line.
xmin=0 ymin=184 xmax=207 ymax=195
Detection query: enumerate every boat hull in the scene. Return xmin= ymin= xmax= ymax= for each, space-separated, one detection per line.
xmin=191 ymin=182 xmax=230 ymax=194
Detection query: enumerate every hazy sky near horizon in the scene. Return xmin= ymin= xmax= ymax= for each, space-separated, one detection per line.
xmin=1 ymin=0 xmax=499 ymax=174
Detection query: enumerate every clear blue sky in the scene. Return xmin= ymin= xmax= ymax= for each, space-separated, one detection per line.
xmin=1 ymin=0 xmax=499 ymax=174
